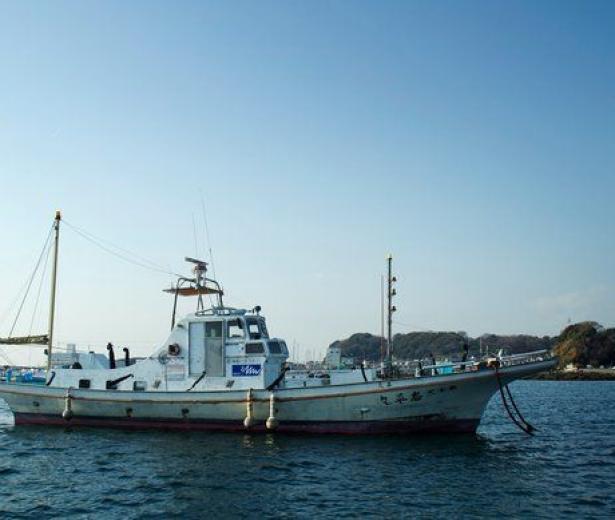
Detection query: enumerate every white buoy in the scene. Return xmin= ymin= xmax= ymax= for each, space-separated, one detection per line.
xmin=243 ymin=388 xmax=254 ymax=429
xmin=266 ymin=392 xmax=278 ymax=430
xmin=62 ymin=389 xmax=73 ymax=421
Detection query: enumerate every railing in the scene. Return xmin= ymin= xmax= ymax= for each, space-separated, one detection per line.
xmin=499 ymin=349 xmax=550 ymax=367
xmin=415 ymin=361 xmax=479 ymax=377
xmin=412 ymin=349 xmax=552 ymax=378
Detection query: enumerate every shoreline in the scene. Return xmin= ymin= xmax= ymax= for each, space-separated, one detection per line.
xmin=528 ymin=370 xmax=615 ymax=381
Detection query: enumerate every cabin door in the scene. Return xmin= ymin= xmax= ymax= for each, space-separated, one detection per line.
xmin=189 ymin=322 xmax=206 ymax=376
xmin=205 ymin=321 xmax=225 ymax=377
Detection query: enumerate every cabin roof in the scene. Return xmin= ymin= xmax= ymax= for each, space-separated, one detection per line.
xmin=180 ymin=308 xmax=265 ymax=321
xmin=163 ymin=286 xmax=223 ymax=296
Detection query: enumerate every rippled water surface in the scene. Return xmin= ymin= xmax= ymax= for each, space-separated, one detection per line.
xmin=1 ymin=381 xmax=614 ymax=518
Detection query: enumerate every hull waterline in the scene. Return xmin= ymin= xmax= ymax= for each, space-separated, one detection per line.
xmin=13 ymin=413 xmax=480 ymax=434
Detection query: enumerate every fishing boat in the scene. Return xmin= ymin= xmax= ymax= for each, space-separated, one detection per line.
xmin=0 ymin=212 xmax=555 ymax=434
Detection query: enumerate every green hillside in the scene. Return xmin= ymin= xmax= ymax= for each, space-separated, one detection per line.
xmin=553 ymin=322 xmax=615 ymax=368
xmin=328 ymin=322 xmax=614 ymax=367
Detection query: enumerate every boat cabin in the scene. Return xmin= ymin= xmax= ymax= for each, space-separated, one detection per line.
xmin=48 ymin=308 xmax=289 ymax=392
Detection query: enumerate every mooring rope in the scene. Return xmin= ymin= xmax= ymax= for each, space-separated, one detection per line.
xmin=504 ymin=382 xmax=536 ymax=430
xmin=494 ymin=364 xmax=536 ymax=435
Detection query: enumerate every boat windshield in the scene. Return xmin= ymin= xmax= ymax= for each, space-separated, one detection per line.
xmin=227 ymin=318 xmax=244 ymax=340
xmin=268 ymin=340 xmax=287 ymax=355
xmin=246 ymin=317 xmax=269 ymax=340
xmin=268 ymin=340 xmax=282 ymax=354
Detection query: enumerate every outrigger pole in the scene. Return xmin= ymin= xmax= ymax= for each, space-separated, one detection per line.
xmin=47 ymin=211 xmax=61 ymax=371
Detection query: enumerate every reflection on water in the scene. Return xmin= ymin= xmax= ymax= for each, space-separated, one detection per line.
xmin=1 ymin=381 xmax=614 ymax=518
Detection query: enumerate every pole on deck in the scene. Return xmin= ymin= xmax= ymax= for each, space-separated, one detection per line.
xmin=385 ymin=254 xmax=397 ymax=374
xmin=386 ymin=255 xmax=392 ymax=366
xmin=47 ymin=211 xmax=61 ymax=372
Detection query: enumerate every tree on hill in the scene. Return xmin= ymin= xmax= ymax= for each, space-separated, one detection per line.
xmin=553 ymin=322 xmax=615 ymax=368
xmin=392 ymin=331 xmax=468 ymax=360
xmin=328 ymin=333 xmax=382 ymax=362
xmin=329 ymin=331 xmax=470 ymax=363
xmin=469 ymin=334 xmax=554 ymax=355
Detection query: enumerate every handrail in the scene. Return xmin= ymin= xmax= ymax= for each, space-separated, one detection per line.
xmin=419 ymin=361 xmax=479 ymax=371
xmin=500 ymin=349 xmax=549 ymax=360
xmin=414 ymin=350 xmax=550 ymax=377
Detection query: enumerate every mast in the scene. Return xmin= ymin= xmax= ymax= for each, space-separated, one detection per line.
xmin=380 ymin=275 xmax=385 ymax=364
xmin=47 ymin=211 xmax=61 ymax=371
xmin=386 ymin=254 xmax=396 ymax=371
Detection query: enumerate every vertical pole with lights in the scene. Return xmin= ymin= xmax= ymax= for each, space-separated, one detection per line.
xmin=386 ymin=254 xmax=397 ymax=374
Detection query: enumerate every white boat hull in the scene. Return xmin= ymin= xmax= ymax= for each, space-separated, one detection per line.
xmin=0 ymin=360 xmax=554 ymax=434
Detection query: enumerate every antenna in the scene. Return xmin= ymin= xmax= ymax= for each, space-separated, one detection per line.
xmin=200 ymin=193 xmax=217 ymax=280
xmin=191 ymin=213 xmax=200 ymax=258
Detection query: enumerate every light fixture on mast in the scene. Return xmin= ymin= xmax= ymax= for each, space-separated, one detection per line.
xmin=386 ymin=254 xmax=397 ymax=375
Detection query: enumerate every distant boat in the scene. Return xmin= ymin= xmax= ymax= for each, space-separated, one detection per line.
xmin=0 ymin=213 xmax=555 ymax=434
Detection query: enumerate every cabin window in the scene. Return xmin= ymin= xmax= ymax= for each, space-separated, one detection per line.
xmin=206 ymin=321 xmax=223 ymax=338
xmin=268 ymin=340 xmax=282 ymax=354
xmin=246 ymin=342 xmax=265 ymax=354
xmin=246 ymin=318 xmax=261 ymax=340
xmin=227 ymin=318 xmax=244 ymax=340
xmin=260 ymin=320 xmax=269 ymax=338
xmin=133 ymin=381 xmax=147 ymax=391
xmin=246 ymin=318 xmax=269 ymax=340
xmin=78 ymin=379 xmax=91 ymax=389
xmin=280 ymin=341 xmax=289 ymax=355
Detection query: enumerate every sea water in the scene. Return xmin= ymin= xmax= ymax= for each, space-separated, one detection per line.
xmin=1 ymin=381 xmax=614 ymax=518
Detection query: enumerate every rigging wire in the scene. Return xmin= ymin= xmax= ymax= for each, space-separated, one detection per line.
xmin=392 ymin=320 xmax=437 ymax=333
xmin=8 ymin=225 xmax=54 ymax=338
xmin=0 ymin=347 xmax=14 ymax=366
xmin=63 ymin=220 xmax=182 ymax=278
xmin=0 ymin=276 xmax=32 ymax=330
xmin=28 ymin=236 xmax=53 ymax=336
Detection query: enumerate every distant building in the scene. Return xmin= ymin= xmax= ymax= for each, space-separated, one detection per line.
xmin=324 ymin=345 xmax=354 ymax=369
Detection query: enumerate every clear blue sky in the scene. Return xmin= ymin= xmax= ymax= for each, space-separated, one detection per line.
xmin=0 ymin=1 xmax=613 ymax=364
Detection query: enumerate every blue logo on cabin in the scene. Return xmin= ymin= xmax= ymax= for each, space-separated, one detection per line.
xmin=232 ymin=364 xmax=262 ymax=377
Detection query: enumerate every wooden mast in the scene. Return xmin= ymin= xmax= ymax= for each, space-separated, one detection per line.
xmin=47 ymin=211 xmax=61 ymax=371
